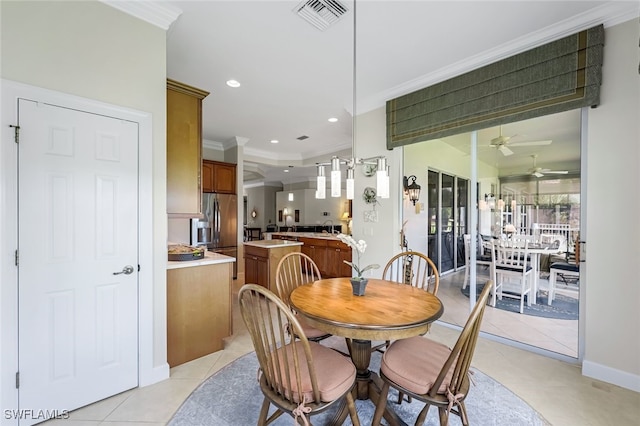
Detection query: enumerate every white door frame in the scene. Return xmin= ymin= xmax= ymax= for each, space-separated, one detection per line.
xmin=0 ymin=79 xmax=162 ymax=418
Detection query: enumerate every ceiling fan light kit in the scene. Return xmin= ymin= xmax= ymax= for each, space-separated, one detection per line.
xmin=489 ymin=125 xmax=553 ymax=156
xmin=528 ymin=154 xmax=569 ymax=178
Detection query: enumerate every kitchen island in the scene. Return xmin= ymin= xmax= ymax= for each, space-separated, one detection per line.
xmin=243 ymin=239 xmax=303 ymax=291
xmin=167 ymin=251 xmax=235 ymax=367
xmin=265 ymin=232 xmax=352 ymax=278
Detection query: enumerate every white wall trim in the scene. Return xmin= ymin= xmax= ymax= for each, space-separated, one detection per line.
xmin=0 ymin=80 xmax=163 ymax=417
xmin=100 ymin=0 xmax=182 ymax=30
xmin=582 ymin=360 xmax=640 ymax=393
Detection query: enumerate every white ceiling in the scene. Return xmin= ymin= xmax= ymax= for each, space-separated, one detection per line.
xmin=158 ymin=0 xmax=638 ymax=184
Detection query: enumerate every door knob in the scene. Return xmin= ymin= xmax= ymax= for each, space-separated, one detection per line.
xmin=113 ymin=265 xmax=135 ymax=275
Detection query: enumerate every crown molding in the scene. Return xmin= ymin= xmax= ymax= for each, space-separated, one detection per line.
xmin=100 ymin=1 xmax=183 ymax=30
xmin=359 ymin=2 xmax=640 ymax=114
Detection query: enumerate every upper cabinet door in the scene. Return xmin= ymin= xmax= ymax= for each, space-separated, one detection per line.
xmin=202 ymin=160 xmax=236 ymax=194
xmin=202 ymin=161 xmax=214 ymax=193
xmin=166 ymin=79 xmax=209 ymax=217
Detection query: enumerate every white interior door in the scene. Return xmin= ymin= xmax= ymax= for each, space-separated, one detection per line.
xmin=17 ymin=99 xmax=139 ymax=423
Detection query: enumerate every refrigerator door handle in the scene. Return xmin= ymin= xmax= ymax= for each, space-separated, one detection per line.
xmin=215 ymin=196 xmax=221 ymax=246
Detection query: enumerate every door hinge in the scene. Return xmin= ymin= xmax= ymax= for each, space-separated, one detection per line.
xmin=138 ymin=264 xmax=141 ymax=272
xmin=15 ymin=249 xmax=19 ymax=266
xmin=15 ymin=372 xmax=19 ymax=389
xmin=9 ymin=124 xmax=20 ymax=144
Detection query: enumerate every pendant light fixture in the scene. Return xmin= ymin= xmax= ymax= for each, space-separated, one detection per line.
xmin=315 ymin=0 xmax=389 ymax=200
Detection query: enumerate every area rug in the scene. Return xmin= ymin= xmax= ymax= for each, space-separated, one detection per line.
xmin=462 ymin=282 xmax=578 ymax=320
xmin=168 ymin=350 xmax=549 ymax=426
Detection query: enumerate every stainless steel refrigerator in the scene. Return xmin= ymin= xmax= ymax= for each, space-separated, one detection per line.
xmin=191 ymin=193 xmax=237 ymax=278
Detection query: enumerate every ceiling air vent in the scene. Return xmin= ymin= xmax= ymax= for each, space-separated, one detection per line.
xmin=296 ymin=135 xmax=310 ymax=141
xmin=293 ymin=0 xmax=348 ymax=31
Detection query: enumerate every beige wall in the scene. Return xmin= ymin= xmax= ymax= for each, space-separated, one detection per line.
xmin=0 ymin=0 xmax=169 ymax=397
xmin=583 ymin=18 xmax=639 ymax=387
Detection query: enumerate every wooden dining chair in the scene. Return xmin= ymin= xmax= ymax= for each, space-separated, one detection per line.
xmin=372 ymin=281 xmax=493 ymax=426
xmin=239 ymin=284 xmax=361 ymax=426
xmin=382 ymin=250 xmax=439 ymax=294
xmin=377 ymin=251 xmax=439 ymax=362
xmin=275 ymin=252 xmax=331 ymax=342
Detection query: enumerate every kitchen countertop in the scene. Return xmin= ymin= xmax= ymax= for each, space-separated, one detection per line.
xmin=167 ymin=251 xmax=236 ymax=270
xmin=243 ymin=239 xmax=304 ymax=248
xmin=265 ymin=232 xmax=343 ymax=240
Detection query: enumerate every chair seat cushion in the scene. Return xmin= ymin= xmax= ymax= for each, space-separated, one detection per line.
xmin=273 ymin=341 xmax=355 ymax=403
xmin=496 ymin=264 xmax=532 ymax=273
xmin=380 ymin=336 xmax=453 ymax=395
xmin=294 ymin=314 xmax=330 ymax=339
xmin=550 ymin=262 xmax=579 ymax=273
xmin=477 ymin=255 xmax=492 ymax=262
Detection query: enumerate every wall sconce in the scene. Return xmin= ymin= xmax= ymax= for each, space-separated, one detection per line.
xmin=251 ymin=209 xmax=257 ymax=218
xmin=403 ymin=175 xmax=421 ymax=206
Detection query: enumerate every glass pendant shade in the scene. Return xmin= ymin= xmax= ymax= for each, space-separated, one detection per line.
xmin=316 ymin=165 xmax=326 ymax=199
xmin=376 ymin=158 xmax=389 ymax=198
xmin=330 ymin=157 xmax=341 ymax=198
xmin=346 ymin=168 xmax=355 ymax=200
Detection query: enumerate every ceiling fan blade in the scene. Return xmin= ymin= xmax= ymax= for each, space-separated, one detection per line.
xmin=498 ymin=146 xmax=514 ymax=156
xmin=532 ymin=171 xmax=545 ymax=178
xmin=509 ymin=139 xmax=553 ymax=147
xmin=544 ymin=170 xmax=569 ymax=174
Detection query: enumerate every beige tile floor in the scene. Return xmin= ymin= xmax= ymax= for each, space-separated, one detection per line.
xmin=44 ymin=279 xmax=639 ymax=426
xmin=438 ymin=268 xmax=579 ymax=358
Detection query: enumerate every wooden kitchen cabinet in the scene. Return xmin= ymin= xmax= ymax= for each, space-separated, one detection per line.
xmin=244 ymin=242 xmax=301 ymax=292
xmin=299 ymin=237 xmax=328 ymax=276
xmin=167 ymin=78 xmax=209 ymax=217
xmin=167 ymin=261 xmax=232 ymax=367
xmin=244 ymin=245 xmax=269 ymax=289
xmin=202 ymin=160 xmax=236 ymax=194
xmin=326 ymin=239 xmax=353 ymax=278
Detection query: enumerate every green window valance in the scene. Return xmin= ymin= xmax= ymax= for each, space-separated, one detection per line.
xmin=386 ymin=24 xmax=604 ymax=149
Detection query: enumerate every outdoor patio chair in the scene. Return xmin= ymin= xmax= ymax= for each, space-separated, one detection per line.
xmin=462 ymin=234 xmax=492 ymax=290
xmin=491 ymin=240 xmax=532 ymax=313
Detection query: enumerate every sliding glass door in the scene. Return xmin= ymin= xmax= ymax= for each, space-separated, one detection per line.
xmin=404 ymin=109 xmax=581 ymax=360
xmin=427 ymin=170 xmax=468 ymax=275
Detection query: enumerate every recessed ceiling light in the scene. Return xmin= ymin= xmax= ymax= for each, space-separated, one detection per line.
xmin=270 ymin=139 xmax=279 ymax=144
xmin=328 ymin=117 xmax=338 ymax=122
xmin=283 ymin=169 xmax=289 ymax=172
xmin=226 ymin=80 xmax=241 ymax=88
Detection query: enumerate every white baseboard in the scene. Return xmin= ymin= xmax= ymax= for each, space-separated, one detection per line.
xmin=140 ymin=363 xmax=170 ymax=387
xmin=582 ymin=360 xmax=640 ymax=392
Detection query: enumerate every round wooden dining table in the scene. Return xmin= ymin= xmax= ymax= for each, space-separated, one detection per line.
xmin=290 ymin=277 xmax=443 ymax=425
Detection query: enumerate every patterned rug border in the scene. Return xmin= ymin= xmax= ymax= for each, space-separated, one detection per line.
xmin=169 ymin=349 xmax=550 ymax=425
xmin=462 ymin=282 xmax=578 ymax=320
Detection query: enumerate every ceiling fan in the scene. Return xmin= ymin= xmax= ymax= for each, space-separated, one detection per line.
xmin=528 ymin=154 xmax=569 ymax=177
xmin=489 ymin=125 xmax=553 ymax=156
